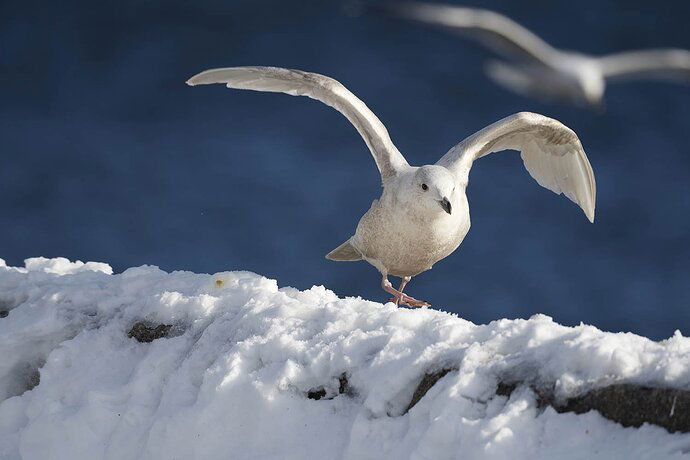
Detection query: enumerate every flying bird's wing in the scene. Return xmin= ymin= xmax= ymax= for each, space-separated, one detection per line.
xmin=187 ymin=66 xmax=410 ymax=181
xmin=437 ymin=112 xmax=596 ymax=222
xmin=382 ymin=2 xmax=560 ymax=65
xmin=596 ymin=49 xmax=690 ymax=82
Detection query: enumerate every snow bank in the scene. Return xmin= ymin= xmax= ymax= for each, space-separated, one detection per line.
xmin=1 ymin=257 xmax=689 ymax=459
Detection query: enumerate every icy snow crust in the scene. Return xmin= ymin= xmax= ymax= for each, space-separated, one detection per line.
xmin=1 ymin=258 xmax=689 ymax=459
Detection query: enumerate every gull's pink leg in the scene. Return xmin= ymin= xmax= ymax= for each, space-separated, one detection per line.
xmin=398 ymin=276 xmax=410 ymax=294
xmin=382 ymin=276 xmax=403 ymax=305
xmin=382 ymin=276 xmax=430 ymax=308
xmin=389 ymin=276 xmax=410 ymax=305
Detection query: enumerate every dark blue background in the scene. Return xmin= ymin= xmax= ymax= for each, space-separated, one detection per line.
xmin=2 ymin=0 xmax=689 ymax=339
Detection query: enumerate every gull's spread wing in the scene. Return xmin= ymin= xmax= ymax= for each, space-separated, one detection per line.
xmin=437 ymin=112 xmax=596 ymax=222
xmin=597 ymin=49 xmax=690 ymax=82
xmin=384 ymin=2 xmax=561 ymax=66
xmin=187 ymin=66 xmax=409 ymax=181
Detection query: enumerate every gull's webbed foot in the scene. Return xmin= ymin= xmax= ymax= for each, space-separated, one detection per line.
xmin=391 ymin=294 xmax=431 ymax=308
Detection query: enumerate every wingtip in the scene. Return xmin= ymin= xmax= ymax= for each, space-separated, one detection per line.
xmin=186 ymin=71 xmax=208 ymax=86
xmin=186 ymin=69 xmax=218 ymax=87
xmin=186 ymin=68 xmax=248 ymax=87
xmin=586 ymin=189 xmax=596 ymax=223
xmin=186 ymin=73 xmax=202 ymax=86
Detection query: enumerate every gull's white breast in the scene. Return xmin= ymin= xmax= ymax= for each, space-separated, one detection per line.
xmin=351 ymin=193 xmax=470 ymax=277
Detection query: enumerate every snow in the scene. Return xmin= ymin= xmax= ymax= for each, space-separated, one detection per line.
xmin=1 ymin=257 xmax=689 ymax=460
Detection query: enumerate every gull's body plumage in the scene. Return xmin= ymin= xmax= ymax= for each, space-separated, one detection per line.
xmin=385 ymin=2 xmax=690 ymax=107
xmin=188 ymin=66 xmax=596 ymax=306
xmin=350 ymin=165 xmax=470 ymax=278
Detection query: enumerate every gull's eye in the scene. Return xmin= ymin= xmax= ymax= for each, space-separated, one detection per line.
xmin=421 ymin=183 xmax=428 ymax=191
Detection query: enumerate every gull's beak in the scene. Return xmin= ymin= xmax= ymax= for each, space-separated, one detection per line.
xmin=439 ymin=197 xmax=452 ymax=215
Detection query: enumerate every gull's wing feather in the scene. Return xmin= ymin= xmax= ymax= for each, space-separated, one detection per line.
xmin=187 ymin=66 xmax=409 ymax=181
xmin=597 ymin=49 xmax=690 ymax=82
xmin=383 ymin=2 xmax=560 ymax=65
xmin=437 ymin=112 xmax=595 ymax=222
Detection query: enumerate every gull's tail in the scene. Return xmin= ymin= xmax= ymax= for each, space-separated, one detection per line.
xmin=326 ymin=239 xmax=362 ymax=262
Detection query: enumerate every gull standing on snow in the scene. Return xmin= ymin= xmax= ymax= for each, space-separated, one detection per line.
xmin=187 ymin=66 xmax=595 ymax=307
xmin=382 ymin=1 xmax=690 ymax=107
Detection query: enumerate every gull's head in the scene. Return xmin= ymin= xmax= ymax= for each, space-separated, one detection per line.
xmin=578 ymin=66 xmax=605 ymax=110
xmin=411 ymin=165 xmax=456 ymax=215
xmin=562 ymin=55 xmax=605 ymax=109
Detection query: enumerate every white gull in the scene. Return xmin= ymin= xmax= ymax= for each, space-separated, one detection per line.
xmin=187 ymin=66 xmax=595 ymax=306
xmin=384 ymin=1 xmax=690 ymax=108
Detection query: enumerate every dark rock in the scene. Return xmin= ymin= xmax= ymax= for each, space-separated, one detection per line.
xmin=496 ymin=382 xmax=517 ymax=397
xmin=493 ymin=381 xmax=690 ymax=433
xmin=405 ymin=368 xmax=453 ymax=413
xmin=558 ymin=384 xmax=690 ymax=433
xmin=405 ymin=370 xmax=690 ymax=433
xmin=128 ymin=322 xmax=172 ymax=343
xmin=339 ymin=373 xmax=355 ymax=396
xmin=307 ymin=388 xmax=327 ymax=400
xmin=26 ymin=367 xmax=40 ymax=392
xmin=493 ymin=381 xmax=553 ymax=407
xmin=0 ymin=310 xmax=8 ymax=318
xmin=307 ymin=373 xmax=354 ymax=400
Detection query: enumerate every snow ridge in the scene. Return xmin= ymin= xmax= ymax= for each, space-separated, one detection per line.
xmin=0 ymin=257 xmax=689 ymax=459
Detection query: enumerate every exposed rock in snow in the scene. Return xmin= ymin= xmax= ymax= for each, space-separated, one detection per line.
xmin=407 ymin=371 xmax=690 ymax=433
xmin=1 ymin=257 xmax=690 ymax=459
xmin=127 ymin=322 xmax=173 ymax=343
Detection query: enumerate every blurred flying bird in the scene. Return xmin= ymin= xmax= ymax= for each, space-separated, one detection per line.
xmin=187 ymin=66 xmax=596 ymax=306
xmin=379 ymin=1 xmax=690 ymax=108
